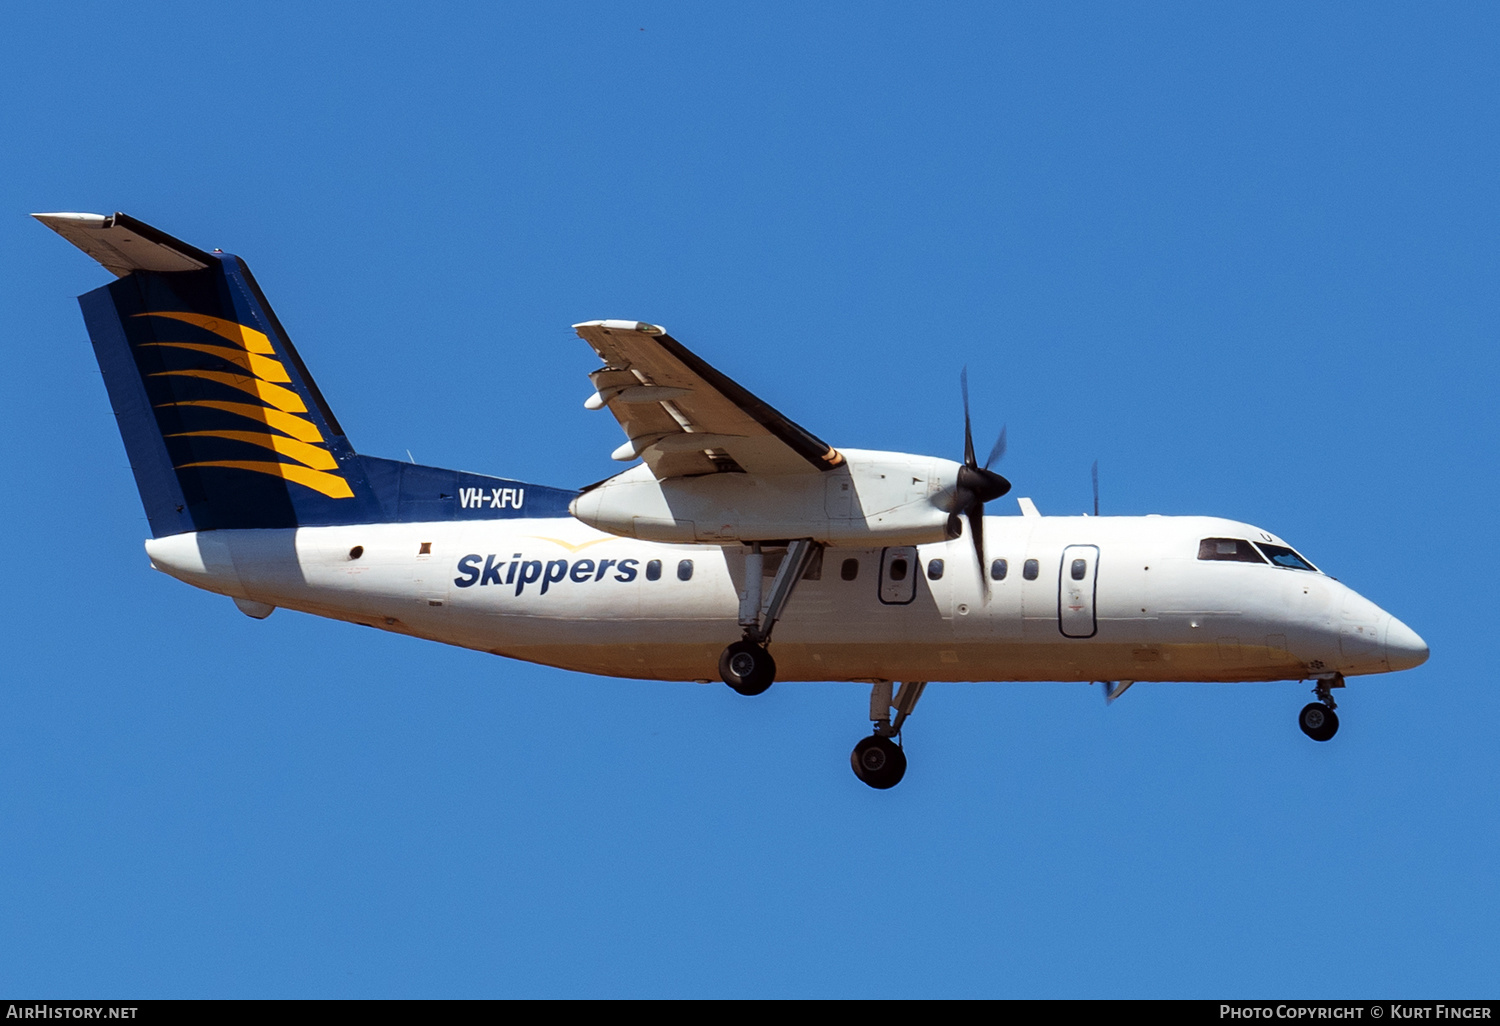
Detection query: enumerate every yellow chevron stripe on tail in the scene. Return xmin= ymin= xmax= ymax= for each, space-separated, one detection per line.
xmin=149 ymin=369 xmax=308 ymax=413
xmin=133 ymin=311 xmax=275 ymax=353
xmin=140 ymin=342 xmax=291 ymax=382
xmin=156 ymin=401 xmax=325 ymax=443
xmin=166 ymin=430 xmax=340 ymax=471
xmin=178 ymin=460 xmax=355 ymax=499
xmin=137 ymin=310 xmax=351 ymax=499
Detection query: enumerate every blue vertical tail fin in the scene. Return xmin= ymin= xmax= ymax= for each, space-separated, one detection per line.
xmin=39 ymin=212 xmax=576 ymax=535
xmin=38 ymin=212 xmax=378 ymax=535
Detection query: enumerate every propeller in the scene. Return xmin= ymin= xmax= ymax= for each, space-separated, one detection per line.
xmin=1091 ymin=459 xmax=1099 ymax=517
xmin=951 ymin=368 xmax=1011 ymax=593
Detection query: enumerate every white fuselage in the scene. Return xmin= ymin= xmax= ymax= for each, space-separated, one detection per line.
xmin=142 ymin=513 xmax=1427 ymax=685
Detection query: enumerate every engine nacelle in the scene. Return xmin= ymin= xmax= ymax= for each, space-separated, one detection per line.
xmin=569 ymin=448 xmax=961 ymax=546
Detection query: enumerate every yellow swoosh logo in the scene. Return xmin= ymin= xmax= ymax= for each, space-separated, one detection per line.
xmin=528 ymin=536 xmax=614 ymax=553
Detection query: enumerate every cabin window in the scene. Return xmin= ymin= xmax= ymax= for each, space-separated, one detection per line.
xmin=927 ymin=558 xmax=944 ymax=580
xmin=1022 ymin=558 xmax=1039 ymax=580
xmin=418 ymin=542 xmax=432 ymax=555
xmin=990 ymin=558 xmax=1008 ymax=581
xmin=841 ymin=558 xmax=859 ymax=581
xmin=646 ymin=559 xmax=662 ymax=581
xmin=1198 ymin=538 xmax=1267 ymax=564
xmin=348 ymin=546 xmax=364 ymax=560
xmin=1253 ymin=543 xmax=1318 ymax=572
xmin=889 ymin=558 xmax=908 ymax=582
xmin=677 ymin=559 xmax=694 ymax=581
xmin=1071 ymin=558 xmax=1087 ymax=580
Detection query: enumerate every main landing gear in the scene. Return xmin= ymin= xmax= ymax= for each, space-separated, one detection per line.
xmin=718 ymin=540 xmax=820 ymax=697
xmin=850 ymin=681 xmax=926 ymax=789
xmin=719 ymin=640 xmax=775 ymax=696
xmin=1299 ymin=674 xmax=1343 ymax=742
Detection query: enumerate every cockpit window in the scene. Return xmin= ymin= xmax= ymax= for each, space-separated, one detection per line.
xmin=1253 ymin=542 xmax=1318 ymax=572
xmin=1197 ymin=538 xmax=1267 ymax=564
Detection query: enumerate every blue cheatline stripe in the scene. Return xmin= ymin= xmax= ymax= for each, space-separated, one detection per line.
xmin=357 ymin=456 xmax=578 ymax=523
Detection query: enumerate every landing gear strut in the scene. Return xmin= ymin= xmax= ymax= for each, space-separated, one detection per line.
xmin=850 ymin=681 xmax=926 ymax=789
xmin=718 ymin=540 xmax=820 ymax=696
xmin=1299 ymin=674 xmax=1342 ymax=742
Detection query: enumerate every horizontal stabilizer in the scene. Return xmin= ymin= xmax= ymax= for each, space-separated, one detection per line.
xmin=32 ymin=211 xmax=212 ymax=277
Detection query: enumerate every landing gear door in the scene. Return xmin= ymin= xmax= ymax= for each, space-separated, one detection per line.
xmin=1058 ymin=544 xmax=1099 ymax=638
xmin=879 ymin=546 xmax=918 ymax=605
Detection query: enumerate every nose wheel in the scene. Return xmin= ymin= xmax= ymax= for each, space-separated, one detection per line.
xmin=1299 ymin=702 xmax=1339 ymax=741
xmin=1299 ymin=676 xmax=1342 ymax=741
xmin=851 ymin=736 xmax=906 ymax=789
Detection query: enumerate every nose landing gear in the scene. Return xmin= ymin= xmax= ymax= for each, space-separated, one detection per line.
xmin=1298 ymin=702 xmax=1340 ymax=741
xmin=852 ymin=736 xmax=906 ymax=789
xmin=850 ymin=681 xmax=926 ymax=789
xmin=1298 ymin=675 xmax=1342 ymax=742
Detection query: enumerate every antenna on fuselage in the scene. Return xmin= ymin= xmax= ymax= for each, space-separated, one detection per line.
xmin=1091 ymin=460 xmax=1099 ymax=517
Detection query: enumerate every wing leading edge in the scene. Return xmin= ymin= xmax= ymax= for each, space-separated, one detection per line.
xmin=574 ymin=320 xmax=843 ymax=480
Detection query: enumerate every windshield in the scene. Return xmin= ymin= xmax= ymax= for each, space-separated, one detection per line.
xmin=1198 ymin=538 xmax=1267 ymax=564
xmin=1253 ymin=542 xmax=1318 ymax=572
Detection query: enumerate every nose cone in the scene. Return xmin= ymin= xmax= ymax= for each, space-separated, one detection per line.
xmin=1385 ymin=615 xmax=1429 ymax=672
xmin=1337 ymin=588 xmax=1428 ymax=675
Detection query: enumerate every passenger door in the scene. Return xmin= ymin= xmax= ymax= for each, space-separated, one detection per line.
xmin=879 ymin=546 xmax=918 ymax=605
xmin=1058 ymin=544 xmax=1099 ymax=638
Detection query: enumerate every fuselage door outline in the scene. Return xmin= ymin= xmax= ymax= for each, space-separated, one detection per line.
xmin=1058 ymin=544 xmax=1100 ymax=638
xmin=878 ymin=546 xmax=918 ymax=605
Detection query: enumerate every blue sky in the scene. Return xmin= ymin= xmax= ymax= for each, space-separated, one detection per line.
xmin=3 ymin=2 xmax=1496 ymax=997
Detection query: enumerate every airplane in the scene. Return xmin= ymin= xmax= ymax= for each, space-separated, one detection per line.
xmin=35 ymin=211 xmax=1429 ymax=790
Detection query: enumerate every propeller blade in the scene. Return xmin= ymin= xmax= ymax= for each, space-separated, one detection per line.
xmin=984 ymin=425 xmax=1008 ymax=471
xmin=954 ymin=366 xmax=1009 ymax=599
xmin=960 ymin=367 xmax=976 ymax=468
xmin=1091 ymin=460 xmax=1099 ymax=517
xmin=965 ymin=502 xmax=988 ymax=597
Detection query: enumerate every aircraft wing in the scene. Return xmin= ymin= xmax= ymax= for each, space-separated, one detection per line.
xmin=574 ymin=320 xmax=844 ymax=479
